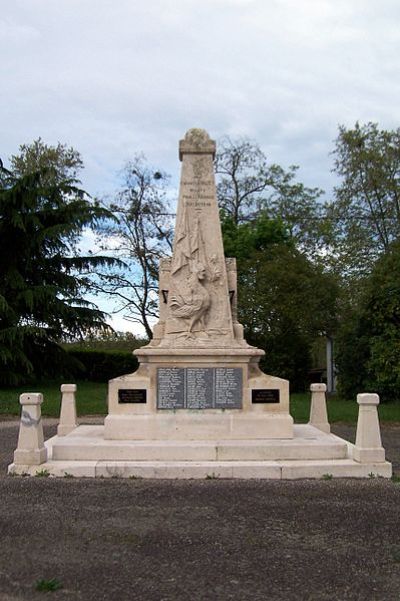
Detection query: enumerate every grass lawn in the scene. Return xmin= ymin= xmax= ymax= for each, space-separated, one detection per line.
xmin=290 ymin=392 xmax=400 ymax=423
xmin=0 ymin=382 xmax=399 ymax=423
xmin=0 ymin=380 xmax=107 ymax=417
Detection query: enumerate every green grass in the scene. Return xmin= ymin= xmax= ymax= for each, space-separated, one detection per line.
xmin=286 ymin=392 xmax=400 ymax=424
xmin=35 ymin=578 xmax=62 ymax=592
xmin=0 ymin=380 xmax=107 ymax=416
xmin=35 ymin=469 xmax=50 ymax=478
xmin=0 ymin=383 xmax=399 ymax=423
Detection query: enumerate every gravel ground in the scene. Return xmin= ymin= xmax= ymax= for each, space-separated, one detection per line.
xmin=0 ymin=420 xmax=399 ymax=601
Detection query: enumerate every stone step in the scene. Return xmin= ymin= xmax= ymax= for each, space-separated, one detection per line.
xmin=8 ymin=458 xmax=392 ymax=479
xmin=50 ymin=424 xmax=349 ymax=462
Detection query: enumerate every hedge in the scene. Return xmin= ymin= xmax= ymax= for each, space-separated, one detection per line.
xmin=66 ymin=349 xmax=138 ymax=382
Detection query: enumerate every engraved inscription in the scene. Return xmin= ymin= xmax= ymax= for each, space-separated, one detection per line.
xmin=181 ymin=180 xmax=213 ymax=186
xmin=186 ymin=368 xmax=213 ymax=409
xmin=157 ymin=368 xmax=185 ymax=409
xmin=252 ymin=389 xmax=280 ymax=404
xmin=157 ymin=367 xmax=242 ymax=409
xmin=118 ymin=389 xmax=147 ymax=404
xmin=215 ymin=368 xmax=242 ymax=408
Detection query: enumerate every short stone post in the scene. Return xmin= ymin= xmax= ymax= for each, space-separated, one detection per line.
xmin=353 ymin=393 xmax=385 ymax=463
xmin=309 ymin=383 xmax=330 ymax=433
xmin=58 ymin=384 xmax=78 ymax=436
xmin=14 ymin=393 xmax=47 ymax=465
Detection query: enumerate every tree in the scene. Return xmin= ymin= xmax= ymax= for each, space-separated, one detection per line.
xmin=215 ymin=136 xmax=325 ymax=258
xmin=0 ymin=156 xmax=116 ymax=385
xmin=221 ymin=213 xmax=339 ymax=389
xmin=335 ymin=241 xmax=400 ymax=402
xmin=215 ymin=137 xmax=274 ymax=224
xmin=95 ymin=156 xmax=173 ymax=339
xmin=329 ymin=122 xmax=400 ymax=278
xmin=10 ymin=138 xmax=83 ymax=188
xmin=221 ymin=210 xmax=289 ymax=257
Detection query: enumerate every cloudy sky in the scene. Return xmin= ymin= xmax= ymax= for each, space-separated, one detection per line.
xmin=2 ymin=0 xmax=400 ymax=332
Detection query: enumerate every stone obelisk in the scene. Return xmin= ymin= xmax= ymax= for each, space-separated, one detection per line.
xmin=151 ymin=128 xmax=244 ymax=348
xmin=104 ymin=129 xmax=293 ymax=441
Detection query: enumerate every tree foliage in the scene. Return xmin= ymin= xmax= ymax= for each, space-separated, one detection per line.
xmin=335 ymin=241 xmax=400 ymax=402
xmin=95 ymin=155 xmax=173 ymax=339
xmin=221 ymin=213 xmax=339 ymax=389
xmin=329 ymin=122 xmax=400 ymax=277
xmin=221 ymin=210 xmax=289 ymax=257
xmin=0 ymin=155 xmax=116 ymax=385
xmin=326 ymin=122 xmax=400 ymax=399
xmin=215 ymin=137 xmax=274 ymax=224
xmin=215 ymin=136 xmax=325 ymax=258
xmin=10 ymin=138 xmax=83 ymax=186
xmin=64 ymin=329 xmax=147 ymax=352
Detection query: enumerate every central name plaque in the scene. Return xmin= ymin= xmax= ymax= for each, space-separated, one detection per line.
xmin=186 ymin=368 xmax=214 ymax=409
xmin=157 ymin=367 xmax=242 ymax=409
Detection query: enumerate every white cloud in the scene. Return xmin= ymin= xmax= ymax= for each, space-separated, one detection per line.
xmin=0 ymin=17 xmax=40 ymax=43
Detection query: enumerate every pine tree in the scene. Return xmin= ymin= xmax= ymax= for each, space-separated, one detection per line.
xmin=0 ymin=164 xmax=117 ymax=384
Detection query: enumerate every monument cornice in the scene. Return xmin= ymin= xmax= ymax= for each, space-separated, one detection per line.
xmin=179 ymin=127 xmax=216 ymax=160
xmin=134 ymin=347 xmax=265 ymax=358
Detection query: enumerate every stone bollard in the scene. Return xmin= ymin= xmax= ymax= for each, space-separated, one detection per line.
xmin=309 ymin=383 xmax=330 ymax=433
xmin=353 ymin=393 xmax=385 ymax=463
xmin=57 ymin=384 xmax=78 ymax=436
xmin=14 ymin=393 xmax=47 ymax=465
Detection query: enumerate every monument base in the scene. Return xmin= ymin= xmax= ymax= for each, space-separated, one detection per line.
xmin=104 ymin=412 xmax=294 ymax=440
xmin=8 ymin=425 xmax=392 ymax=479
xmin=105 ymin=347 xmax=294 ymax=441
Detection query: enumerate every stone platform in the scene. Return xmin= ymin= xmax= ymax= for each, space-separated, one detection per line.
xmin=8 ymin=424 xmax=392 ymax=479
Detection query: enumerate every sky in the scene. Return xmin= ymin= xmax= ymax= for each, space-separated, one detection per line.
xmin=2 ymin=0 xmax=400 ymax=333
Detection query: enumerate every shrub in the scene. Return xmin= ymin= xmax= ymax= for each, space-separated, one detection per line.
xmin=66 ymin=349 xmax=138 ymax=382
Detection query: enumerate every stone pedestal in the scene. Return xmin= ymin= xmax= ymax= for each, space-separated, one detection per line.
xmin=353 ymin=393 xmax=385 ymax=463
xmin=13 ymin=393 xmax=47 ymax=466
xmin=58 ymin=384 xmax=78 ymax=436
xmin=308 ymin=383 xmax=330 ymax=433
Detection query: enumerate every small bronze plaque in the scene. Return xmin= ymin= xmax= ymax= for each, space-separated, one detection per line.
xmin=252 ymin=389 xmax=280 ymax=404
xmin=118 ymin=389 xmax=147 ymax=404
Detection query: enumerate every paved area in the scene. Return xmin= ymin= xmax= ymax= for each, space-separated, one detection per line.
xmin=1 ymin=419 xmax=400 ymax=600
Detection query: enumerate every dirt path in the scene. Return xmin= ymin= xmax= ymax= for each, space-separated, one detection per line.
xmin=1 ymin=421 xmax=399 ymax=601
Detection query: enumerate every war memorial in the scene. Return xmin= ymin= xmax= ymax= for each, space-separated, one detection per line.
xmin=9 ymin=129 xmax=392 ymax=479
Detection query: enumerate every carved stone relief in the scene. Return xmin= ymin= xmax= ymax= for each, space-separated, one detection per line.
xmin=151 ymin=129 xmax=248 ymax=348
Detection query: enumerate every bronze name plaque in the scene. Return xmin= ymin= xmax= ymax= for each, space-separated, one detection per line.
xmin=252 ymin=389 xmax=280 ymax=404
xmin=118 ymin=389 xmax=147 ymax=404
